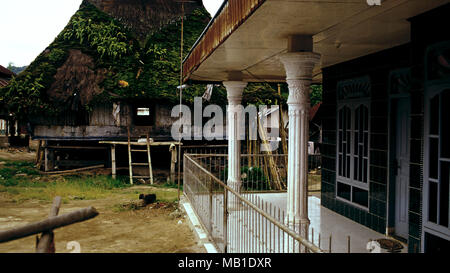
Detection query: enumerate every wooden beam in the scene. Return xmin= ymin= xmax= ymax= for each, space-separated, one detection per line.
xmin=99 ymin=141 xmax=182 ymax=146
xmin=53 ymin=160 xmax=105 ymax=167
xmin=46 ymin=146 xmax=108 ymax=150
xmin=42 ymin=165 xmax=105 ymax=175
xmin=0 ymin=207 xmax=99 ymax=243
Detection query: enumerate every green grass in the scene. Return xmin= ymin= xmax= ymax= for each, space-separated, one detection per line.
xmin=0 ymin=159 xmax=178 ymax=204
xmin=153 ymin=180 xmax=180 ymax=190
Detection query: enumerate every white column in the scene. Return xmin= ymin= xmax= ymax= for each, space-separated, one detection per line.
xmin=280 ymin=52 xmax=320 ymax=241
xmin=224 ymin=81 xmax=247 ymax=210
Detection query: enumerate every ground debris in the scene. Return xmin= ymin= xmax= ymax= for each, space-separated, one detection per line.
xmin=139 ymin=194 xmax=156 ymax=205
xmin=119 ymin=200 xmax=147 ymax=211
xmin=169 ymin=209 xmax=184 ymax=220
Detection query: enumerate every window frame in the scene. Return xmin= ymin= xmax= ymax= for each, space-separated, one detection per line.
xmin=133 ymin=104 xmax=156 ymax=126
xmin=336 ymin=98 xmax=371 ymax=210
xmin=423 ymin=83 xmax=450 ymax=239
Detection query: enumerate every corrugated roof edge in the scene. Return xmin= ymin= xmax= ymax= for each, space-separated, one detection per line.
xmin=182 ymin=0 xmax=267 ymax=82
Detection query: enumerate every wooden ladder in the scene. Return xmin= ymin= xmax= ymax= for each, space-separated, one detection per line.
xmin=127 ymin=127 xmax=154 ymax=185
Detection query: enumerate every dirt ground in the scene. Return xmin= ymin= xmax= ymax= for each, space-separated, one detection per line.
xmin=0 ymin=190 xmax=205 ymax=253
xmin=0 ymin=148 xmax=36 ymax=162
xmin=0 ymin=148 xmax=205 ymax=253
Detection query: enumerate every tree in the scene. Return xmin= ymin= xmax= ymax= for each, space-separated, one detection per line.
xmin=6 ymin=62 xmax=27 ymax=75
xmin=310 ymin=85 xmax=322 ymax=106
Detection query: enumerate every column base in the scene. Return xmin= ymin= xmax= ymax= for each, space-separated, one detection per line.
xmin=285 ymin=216 xmax=311 ymax=253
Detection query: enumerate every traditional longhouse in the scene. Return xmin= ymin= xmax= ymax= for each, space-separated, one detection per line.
xmin=0 ymin=65 xmax=15 ymax=89
xmin=0 ymin=0 xmax=284 ymax=182
xmin=0 ymin=0 xmax=212 ymax=172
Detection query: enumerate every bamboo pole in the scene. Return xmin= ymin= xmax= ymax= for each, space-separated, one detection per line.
xmin=278 ymin=84 xmax=289 ymax=174
xmin=257 ymin=114 xmax=282 ymax=190
xmin=0 ymin=207 xmax=99 ymax=243
xmin=127 ymin=127 xmax=133 ymax=185
xmin=177 ymin=0 xmax=185 ymax=202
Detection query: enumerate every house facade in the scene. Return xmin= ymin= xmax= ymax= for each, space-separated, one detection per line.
xmin=0 ymin=65 xmax=25 ymax=148
xmin=320 ymin=5 xmax=450 ymax=252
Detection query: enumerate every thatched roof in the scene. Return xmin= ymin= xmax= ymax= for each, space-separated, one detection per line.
xmin=88 ymin=0 xmax=203 ymax=39
xmin=47 ymin=50 xmax=107 ymax=110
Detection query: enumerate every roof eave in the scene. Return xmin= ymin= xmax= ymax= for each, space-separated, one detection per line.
xmin=182 ymin=0 xmax=266 ymax=82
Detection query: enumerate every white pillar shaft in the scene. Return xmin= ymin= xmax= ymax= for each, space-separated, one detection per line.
xmin=280 ymin=52 xmax=321 ymax=239
xmin=286 ymin=83 xmax=310 ymax=222
xmin=228 ymin=107 xmax=241 ymax=187
xmin=223 ymin=81 xmax=247 ymax=208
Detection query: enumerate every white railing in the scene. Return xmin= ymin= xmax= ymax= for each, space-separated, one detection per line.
xmin=183 ymin=154 xmax=323 ymax=253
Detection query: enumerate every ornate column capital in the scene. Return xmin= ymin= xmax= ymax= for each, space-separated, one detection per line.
xmin=280 ymin=52 xmax=321 ymax=106
xmin=279 ymin=52 xmax=321 ymax=80
xmin=223 ymin=81 xmax=247 ymax=105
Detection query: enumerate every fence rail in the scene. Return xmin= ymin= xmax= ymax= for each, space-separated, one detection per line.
xmin=185 ymin=153 xmax=321 ymax=192
xmin=183 ymin=154 xmax=323 ymax=253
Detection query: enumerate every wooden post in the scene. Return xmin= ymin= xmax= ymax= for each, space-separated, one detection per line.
xmin=170 ymin=144 xmax=177 ymax=183
xmin=111 ymin=144 xmax=117 ymax=180
xmin=177 ymin=142 xmax=182 ymax=201
xmin=36 ymin=196 xmax=62 ymax=253
xmin=0 ymin=207 xmax=99 ymax=243
xmin=127 ymin=127 xmax=133 ymax=185
xmin=146 ymin=133 xmax=154 ymax=184
xmin=47 ymin=148 xmax=55 ymax=171
xmin=36 ymin=140 xmax=45 ymax=170
xmin=35 ymin=140 xmax=42 ymax=164
xmin=44 ymin=146 xmax=49 ymax=172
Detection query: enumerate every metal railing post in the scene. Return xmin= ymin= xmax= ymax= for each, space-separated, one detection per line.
xmin=209 ymin=176 xmax=213 ymax=233
xmin=183 ymin=154 xmax=186 ymax=197
xmin=223 ymin=187 xmax=228 ymax=253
